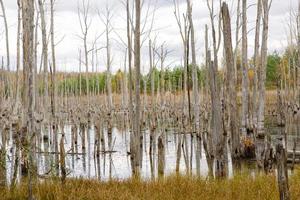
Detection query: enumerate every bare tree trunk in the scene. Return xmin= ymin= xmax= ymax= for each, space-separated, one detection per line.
xmin=50 ymin=0 xmax=56 ymax=118
xmin=241 ymin=0 xmax=249 ymax=136
xmin=33 ymin=10 xmax=39 ymax=111
xmin=276 ymin=142 xmax=290 ymax=200
xmin=187 ymin=0 xmax=200 ymax=134
xmin=133 ymin=0 xmax=142 ymax=175
xmin=207 ymin=0 xmax=226 ymax=177
xmin=157 ymin=136 xmax=165 ymax=177
xmin=123 ymin=49 xmax=128 ymax=108
xmin=0 ymin=0 xmax=11 ymax=100
xmin=79 ymin=49 xmax=82 ymax=96
xmin=103 ymin=7 xmax=113 ymax=111
xmin=253 ymin=0 xmax=262 ymax=128
xmin=173 ymin=0 xmax=189 ymax=122
xmin=14 ymin=0 xmax=22 ymax=113
xmin=204 ymin=24 xmax=213 ymax=158
xmin=208 ymin=53 xmax=226 ymax=178
xmin=38 ymin=0 xmax=48 ymax=106
xmin=149 ymin=39 xmax=155 ymax=113
xmin=256 ymin=0 xmax=271 ymax=168
xmin=221 ymin=2 xmax=240 ymax=159
xmin=126 ymin=0 xmax=135 ymax=169
xmin=78 ymin=0 xmax=91 ymax=104
xmin=234 ymin=0 xmax=240 ymax=82
xmin=0 ymin=0 xmax=10 ymax=72
xmin=297 ymin=0 xmax=300 ymax=104
xmin=160 ymin=45 xmax=165 ymax=107
xmin=22 ymin=0 xmax=35 ymax=198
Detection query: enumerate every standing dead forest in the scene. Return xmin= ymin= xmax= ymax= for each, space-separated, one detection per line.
xmin=0 ymin=0 xmax=300 ymax=199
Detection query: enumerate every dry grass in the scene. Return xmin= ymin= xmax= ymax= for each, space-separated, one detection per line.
xmin=1 ymin=170 xmax=300 ymax=200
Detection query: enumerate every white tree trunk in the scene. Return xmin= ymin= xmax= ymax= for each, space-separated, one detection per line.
xmin=241 ymin=0 xmax=249 ymax=136
xmin=253 ymin=0 xmax=262 ymax=127
xmin=133 ymin=0 xmax=141 ymax=175
xmin=187 ymin=0 xmax=200 ymax=133
xmin=221 ymin=2 xmax=240 ymax=159
xmin=22 ymin=0 xmax=35 ymax=197
xmin=38 ymin=0 xmax=49 ymax=106
xmin=256 ymin=0 xmax=270 ymax=168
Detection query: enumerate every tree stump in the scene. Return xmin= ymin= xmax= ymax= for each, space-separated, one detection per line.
xmin=276 ymin=142 xmax=290 ymax=200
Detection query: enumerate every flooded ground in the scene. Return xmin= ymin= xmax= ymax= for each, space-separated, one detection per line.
xmin=1 ymin=116 xmax=299 ymax=184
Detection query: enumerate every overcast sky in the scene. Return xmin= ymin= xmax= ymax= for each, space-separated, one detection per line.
xmin=0 ymin=0 xmax=297 ymax=73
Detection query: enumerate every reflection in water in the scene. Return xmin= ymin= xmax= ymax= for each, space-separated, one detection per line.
xmin=0 ymin=120 xmax=299 ymax=184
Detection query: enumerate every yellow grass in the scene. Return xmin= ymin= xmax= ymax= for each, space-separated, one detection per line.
xmin=1 ymin=169 xmax=300 ymax=200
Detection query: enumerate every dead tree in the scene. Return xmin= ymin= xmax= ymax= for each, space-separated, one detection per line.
xmin=256 ymin=0 xmax=271 ymax=168
xmin=14 ymin=0 xmax=22 ymax=113
xmin=297 ymin=0 xmax=300 ymax=103
xmin=233 ymin=0 xmax=241 ymax=82
xmin=0 ymin=0 xmax=10 ymax=72
xmin=49 ymin=0 xmax=57 ymax=118
xmin=174 ymin=0 xmax=189 ymax=121
xmin=33 ymin=6 xmax=39 ymax=111
xmin=125 ymin=0 xmax=135 ymax=167
xmin=221 ymin=2 xmax=240 ymax=159
xmin=252 ymin=0 xmax=262 ymax=128
xmin=149 ymin=39 xmax=155 ymax=112
xmin=276 ymin=142 xmax=290 ymax=200
xmin=38 ymin=0 xmax=49 ymax=106
xmin=99 ymin=5 xmax=113 ymax=111
xmin=207 ymin=0 xmax=226 ymax=178
xmin=78 ymin=0 xmax=92 ymax=103
xmin=22 ymin=0 xmax=35 ymax=198
xmin=204 ymin=24 xmax=214 ymax=159
xmin=133 ymin=0 xmax=142 ymax=176
xmin=241 ymin=0 xmax=249 ymax=136
xmin=187 ymin=0 xmax=200 ymax=134
xmin=0 ymin=0 xmax=11 ymax=100
xmin=123 ymin=48 xmax=128 ymax=108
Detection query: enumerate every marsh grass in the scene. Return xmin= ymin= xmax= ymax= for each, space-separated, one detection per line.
xmin=2 ymin=169 xmax=300 ymax=200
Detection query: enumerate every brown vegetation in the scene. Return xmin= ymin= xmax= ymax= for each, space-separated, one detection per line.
xmin=1 ymin=169 xmax=300 ymax=200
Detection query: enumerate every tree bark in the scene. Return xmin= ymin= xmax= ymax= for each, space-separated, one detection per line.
xmin=297 ymin=0 xmax=300 ymax=103
xmin=38 ymin=0 xmax=49 ymax=106
xmin=126 ymin=0 xmax=135 ymax=172
xmin=14 ymin=0 xmax=22 ymax=113
xmin=22 ymin=0 xmax=35 ymax=198
xmin=50 ymin=0 xmax=56 ymax=118
xmin=253 ymin=0 xmax=262 ymax=128
xmin=276 ymin=142 xmax=290 ymax=200
xmin=256 ymin=0 xmax=270 ymax=168
xmin=241 ymin=0 xmax=249 ymax=136
xmin=104 ymin=7 xmax=113 ymax=111
xmin=0 ymin=0 xmax=10 ymax=72
xmin=221 ymin=2 xmax=240 ymax=159
xmin=187 ymin=0 xmax=200 ymax=134
xmin=133 ymin=0 xmax=141 ymax=176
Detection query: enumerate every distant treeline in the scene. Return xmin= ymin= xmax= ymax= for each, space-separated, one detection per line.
xmin=0 ymin=51 xmax=291 ymax=97
xmin=57 ymin=51 xmax=288 ymax=95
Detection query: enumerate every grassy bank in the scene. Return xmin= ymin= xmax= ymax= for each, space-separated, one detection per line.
xmin=1 ymin=170 xmax=300 ymax=200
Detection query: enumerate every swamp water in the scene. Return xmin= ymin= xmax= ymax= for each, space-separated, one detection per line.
xmin=0 ymin=118 xmax=299 ymax=184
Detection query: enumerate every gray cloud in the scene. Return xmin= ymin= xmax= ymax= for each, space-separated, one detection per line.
xmin=0 ymin=0 xmax=297 ymax=73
